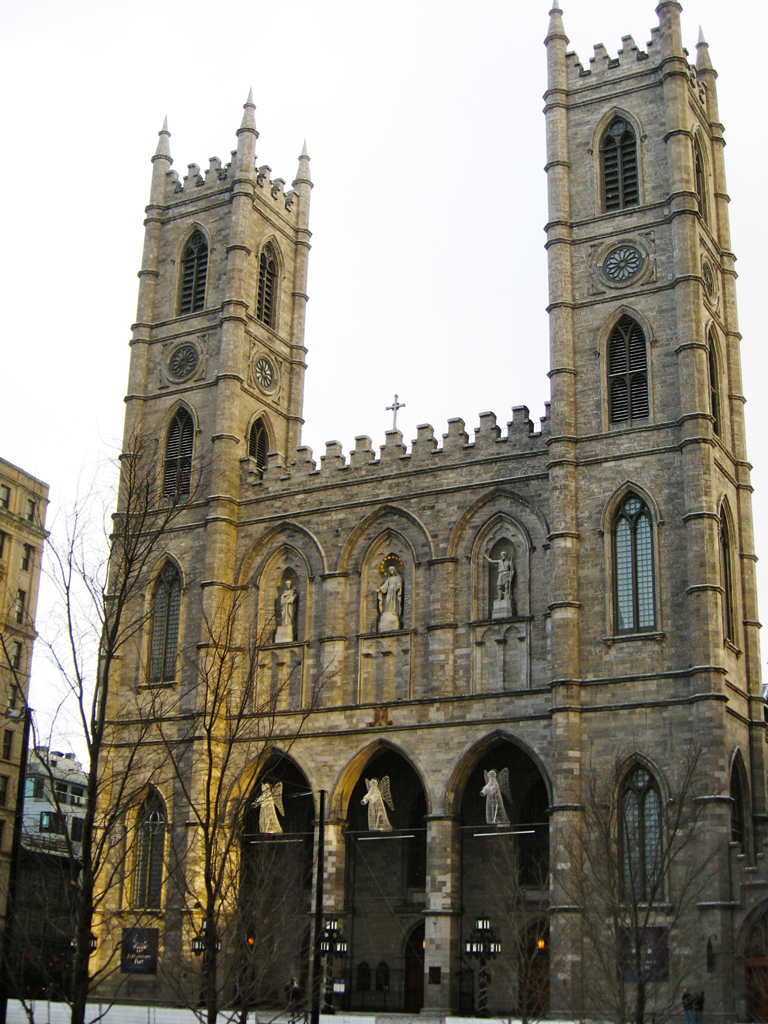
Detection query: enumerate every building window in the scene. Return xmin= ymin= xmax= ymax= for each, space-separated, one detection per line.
xmin=2 ymin=732 xmax=12 ymax=761
xmin=375 ymin=962 xmax=390 ymax=992
xmin=8 ymin=685 xmax=18 ymax=710
xmin=33 ymin=777 xmax=45 ymax=800
xmin=621 ymin=765 xmax=662 ymax=900
xmin=720 ymin=514 xmax=735 ymax=643
xmin=10 ymin=642 xmax=22 ymax=671
xmin=20 ymin=545 xmax=33 ymax=572
xmin=613 ymin=494 xmax=656 ymax=634
xmin=694 ymin=139 xmax=707 ymax=224
xmin=163 ymin=409 xmax=194 ymax=502
xmin=256 ymin=243 xmax=278 ymax=328
xmin=25 ymin=500 xmax=36 ymax=523
xmin=356 ymin=962 xmax=371 ymax=993
xmin=0 ymin=821 xmax=5 ymax=851
xmin=134 ymin=793 xmax=166 ymax=908
xmin=0 ymin=532 xmax=6 ymax=558
xmin=0 ymin=777 xmax=9 ymax=807
xmin=248 ymin=418 xmax=269 ymax=476
xmin=601 ymin=117 xmax=639 ymax=212
xmin=39 ymin=811 xmax=66 ymax=835
xmin=0 ymin=486 xmax=10 ymax=510
xmin=708 ymin=332 xmax=720 ymax=437
xmin=149 ymin=563 xmax=182 ymax=683
xmin=179 ymin=230 xmax=208 ymax=315
xmin=731 ymin=763 xmax=746 ymax=851
xmin=608 ymin=315 xmax=649 ymax=425
xmin=14 ymin=591 xmax=25 ymax=624
xmin=71 ymin=817 xmax=84 ymax=843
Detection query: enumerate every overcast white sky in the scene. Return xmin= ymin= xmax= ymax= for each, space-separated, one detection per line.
xmin=2 ymin=0 xmax=767 ymax=714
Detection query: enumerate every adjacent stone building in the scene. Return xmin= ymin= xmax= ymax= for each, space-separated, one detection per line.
xmin=95 ymin=3 xmax=768 ymax=1018
xmin=0 ymin=457 xmax=48 ymax=940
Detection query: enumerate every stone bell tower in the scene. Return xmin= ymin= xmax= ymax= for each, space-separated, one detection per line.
xmin=123 ymin=91 xmax=312 ymax=502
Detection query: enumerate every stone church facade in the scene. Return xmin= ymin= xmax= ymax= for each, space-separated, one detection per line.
xmin=95 ymin=3 xmax=768 ymax=1018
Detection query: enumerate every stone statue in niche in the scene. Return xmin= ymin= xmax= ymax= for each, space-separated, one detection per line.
xmin=362 ymin=776 xmax=394 ymax=831
xmin=481 ymin=768 xmax=512 ymax=825
xmin=275 ymin=578 xmax=297 ymax=643
xmin=377 ymin=563 xmax=403 ymax=632
xmin=253 ymin=781 xmax=284 ymax=834
xmin=484 ymin=547 xmax=516 ymax=619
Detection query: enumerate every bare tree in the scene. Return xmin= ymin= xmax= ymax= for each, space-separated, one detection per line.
xmin=0 ymin=434 xmax=199 ymax=1024
xmin=561 ymin=746 xmax=716 ymax=1024
xmin=113 ymin=586 xmax=324 ymax=1024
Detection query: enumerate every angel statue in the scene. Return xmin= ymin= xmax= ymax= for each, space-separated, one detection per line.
xmin=361 ymin=777 xmax=394 ymax=831
xmin=480 ymin=768 xmax=512 ymax=825
xmin=253 ymin=781 xmax=284 ymax=834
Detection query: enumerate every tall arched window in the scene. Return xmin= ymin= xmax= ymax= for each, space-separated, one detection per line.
xmin=248 ymin=418 xmax=269 ymax=476
xmin=621 ymin=765 xmax=662 ymax=900
xmin=608 ymin=315 xmax=649 ymax=425
xmin=694 ymin=139 xmax=708 ymax=224
xmin=601 ymin=118 xmax=639 ymax=212
xmin=708 ymin=331 xmax=721 ymax=437
xmin=730 ymin=760 xmax=746 ymax=851
xmin=720 ymin=512 xmax=735 ymax=643
xmin=179 ymin=230 xmax=208 ymax=315
xmin=257 ymin=243 xmax=278 ymax=328
xmin=613 ymin=493 xmax=656 ymax=634
xmin=164 ymin=409 xmax=194 ymax=502
xmin=356 ymin=962 xmax=371 ymax=992
xmin=134 ymin=792 xmax=166 ymax=908
xmin=149 ymin=563 xmax=181 ymax=682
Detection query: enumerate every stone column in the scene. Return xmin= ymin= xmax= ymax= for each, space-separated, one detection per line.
xmin=422 ymin=814 xmax=462 ymax=1013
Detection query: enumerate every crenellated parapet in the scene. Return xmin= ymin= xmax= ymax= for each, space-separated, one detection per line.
xmin=243 ymin=405 xmax=551 ymax=491
xmin=163 ymin=152 xmax=300 ymax=214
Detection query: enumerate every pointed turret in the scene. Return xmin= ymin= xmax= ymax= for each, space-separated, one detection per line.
xmin=149 ymin=116 xmax=172 ymax=205
xmin=293 ymin=140 xmax=312 ymax=187
xmin=695 ymin=24 xmax=719 ymax=121
xmin=235 ymin=88 xmax=258 ymax=174
xmin=696 ymin=26 xmax=713 ymax=72
xmin=154 ymin=117 xmax=171 ymax=160
xmin=545 ymin=2 xmax=568 ymax=92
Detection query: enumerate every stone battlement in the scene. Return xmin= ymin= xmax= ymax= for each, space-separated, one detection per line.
xmin=163 ymin=156 xmax=299 ymax=213
xmin=244 ymin=405 xmax=551 ymax=490
xmin=565 ymin=26 xmax=662 ymax=83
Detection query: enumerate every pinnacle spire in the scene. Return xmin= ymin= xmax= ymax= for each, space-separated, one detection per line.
xmin=545 ymin=1 xmax=568 ymax=47
xmin=154 ymin=116 xmax=171 ymax=160
xmin=696 ymin=25 xmax=713 ymax=71
xmin=293 ymin=140 xmax=312 ymax=186
xmin=238 ymin=88 xmax=258 ymax=136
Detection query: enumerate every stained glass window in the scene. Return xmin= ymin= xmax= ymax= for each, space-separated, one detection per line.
xmin=134 ymin=793 xmax=166 ymax=908
xmin=621 ymin=766 xmax=662 ymax=900
xmin=614 ymin=494 xmax=656 ymax=633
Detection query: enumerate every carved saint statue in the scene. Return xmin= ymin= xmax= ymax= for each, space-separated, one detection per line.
xmin=483 ymin=550 xmax=515 ymax=604
xmin=361 ymin=776 xmax=394 ymax=831
xmin=377 ymin=567 xmax=403 ymax=632
xmin=480 ymin=768 xmax=512 ymax=825
xmin=253 ymin=781 xmax=284 ymax=834
xmin=276 ymin=579 xmax=298 ymax=643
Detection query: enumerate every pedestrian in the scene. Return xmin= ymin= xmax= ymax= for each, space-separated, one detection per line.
xmin=694 ymin=989 xmax=704 ymax=1024
xmin=683 ymin=987 xmax=695 ymax=1024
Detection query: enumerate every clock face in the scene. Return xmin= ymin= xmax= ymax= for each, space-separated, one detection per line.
xmin=168 ymin=344 xmax=199 ymax=381
xmin=254 ymin=356 xmax=276 ymax=391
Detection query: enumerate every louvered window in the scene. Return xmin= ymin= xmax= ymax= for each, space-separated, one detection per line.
xmin=149 ymin=563 xmax=181 ymax=683
xmin=257 ymin=244 xmax=278 ymax=328
xmin=248 ymin=418 xmax=269 ymax=476
xmin=609 ymin=315 xmax=649 ymax=425
xmin=720 ymin=515 xmax=735 ymax=642
xmin=614 ymin=494 xmax=656 ymax=634
xmin=708 ymin=332 xmax=720 ymax=437
xmin=601 ymin=118 xmax=639 ymax=212
xmin=621 ymin=766 xmax=662 ymax=900
xmin=179 ymin=231 xmax=208 ymax=315
xmin=730 ymin=763 xmax=745 ymax=850
xmin=163 ymin=409 xmax=194 ymax=502
xmin=134 ymin=793 xmax=166 ymax=908
xmin=695 ymin=142 xmax=707 ymax=223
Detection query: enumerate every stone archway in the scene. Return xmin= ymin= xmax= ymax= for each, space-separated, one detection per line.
xmin=239 ymin=755 xmax=314 ymax=1007
xmin=458 ymin=737 xmax=550 ymax=1016
xmin=344 ymin=747 xmax=428 ymax=1012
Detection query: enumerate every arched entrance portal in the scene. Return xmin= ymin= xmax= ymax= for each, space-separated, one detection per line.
xmin=344 ymin=747 xmax=427 ymax=1012
xmin=746 ymin=909 xmax=768 ymax=1020
xmin=459 ymin=738 xmax=550 ymax=1017
xmin=240 ymin=756 xmax=314 ymax=1008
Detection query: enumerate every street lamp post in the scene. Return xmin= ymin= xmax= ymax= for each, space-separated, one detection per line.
xmin=464 ymin=917 xmax=501 ymax=1017
xmin=320 ymin=919 xmax=347 ymax=1014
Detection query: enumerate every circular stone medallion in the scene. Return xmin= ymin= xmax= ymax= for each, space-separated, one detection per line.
xmin=702 ymin=260 xmax=716 ymax=300
xmin=168 ymin=344 xmax=199 ymax=381
xmin=603 ymin=244 xmax=645 ymax=284
xmin=254 ymin=355 xmax=277 ymax=392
